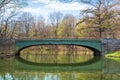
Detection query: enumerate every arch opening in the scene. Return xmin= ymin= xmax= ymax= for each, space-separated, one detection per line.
xmin=16 ymin=44 xmax=101 ymax=64
xmin=16 ymin=44 xmax=101 ymax=56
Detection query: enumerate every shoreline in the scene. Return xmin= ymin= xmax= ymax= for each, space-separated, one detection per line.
xmin=0 ymin=53 xmax=15 ymax=59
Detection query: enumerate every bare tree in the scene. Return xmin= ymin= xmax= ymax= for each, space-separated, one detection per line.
xmin=0 ymin=7 xmax=18 ymax=39
xmin=36 ymin=16 xmax=46 ymax=38
xmin=0 ymin=0 xmax=26 ymax=39
xmin=19 ymin=12 xmax=34 ymax=38
xmin=0 ymin=0 xmax=11 ymax=9
xmin=49 ymin=11 xmax=63 ymax=38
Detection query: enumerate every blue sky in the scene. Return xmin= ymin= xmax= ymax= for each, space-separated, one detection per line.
xmin=22 ymin=0 xmax=92 ymax=19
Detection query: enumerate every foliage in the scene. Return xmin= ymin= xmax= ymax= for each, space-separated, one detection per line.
xmin=75 ymin=22 xmax=88 ymax=37
xmin=77 ymin=0 xmax=120 ymax=38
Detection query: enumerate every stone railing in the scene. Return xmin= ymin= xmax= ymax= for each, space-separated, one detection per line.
xmin=0 ymin=39 xmax=15 ymax=45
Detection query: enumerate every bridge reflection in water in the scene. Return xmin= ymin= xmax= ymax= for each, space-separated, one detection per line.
xmin=15 ymin=56 xmax=102 ymax=71
xmin=14 ymin=55 xmax=120 ymax=80
xmin=0 ymin=53 xmax=120 ymax=80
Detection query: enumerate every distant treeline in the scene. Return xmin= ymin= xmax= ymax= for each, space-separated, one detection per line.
xmin=0 ymin=0 xmax=120 ymax=40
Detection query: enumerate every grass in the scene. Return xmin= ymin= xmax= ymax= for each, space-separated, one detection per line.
xmin=106 ymin=51 xmax=120 ymax=57
xmin=105 ymin=51 xmax=120 ymax=62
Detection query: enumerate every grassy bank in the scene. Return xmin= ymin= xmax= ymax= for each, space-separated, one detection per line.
xmin=105 ymin=51 xmax=120 ymax=62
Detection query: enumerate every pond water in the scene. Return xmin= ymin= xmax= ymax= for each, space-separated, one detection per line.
xmin=0 ymin=46 xmax=120 ymax=80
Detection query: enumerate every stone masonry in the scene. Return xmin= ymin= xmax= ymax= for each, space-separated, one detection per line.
xmin=101 ymin=38 xmax=120 ymax=54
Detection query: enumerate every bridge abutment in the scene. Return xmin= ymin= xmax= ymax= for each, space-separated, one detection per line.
xmin=101 ymin=38 xmax=120 ymax=54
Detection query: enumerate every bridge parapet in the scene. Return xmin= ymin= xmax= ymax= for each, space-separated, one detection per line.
xmin=102 ymin=38 xmax=120 ymax=53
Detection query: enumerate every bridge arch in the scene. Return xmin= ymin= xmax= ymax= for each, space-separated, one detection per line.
xmin=17 ymin=44 xmax=101 ymax=56
xmin=15 ymin=39 xmax=101 ymax=56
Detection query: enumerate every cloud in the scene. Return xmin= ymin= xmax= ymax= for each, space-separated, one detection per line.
xmin=29 ymin=0 xmax=90 ymax=11
xmin=23 ymin=7 xmax=51 ymax=17
xmin=44 ymin=2 xmax=90 ymax=11
xmin=29 ymin=0 xmax=57 ymax=4
xmin=22 ymin=0 xmax=91 ymax=18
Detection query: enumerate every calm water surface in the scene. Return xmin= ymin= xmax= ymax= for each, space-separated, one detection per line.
xmin=0 ymin=50 xmax=120 ymax=80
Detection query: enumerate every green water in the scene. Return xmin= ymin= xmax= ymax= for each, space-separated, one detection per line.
xmin=0 ymin=51 xmax=120 ymax=80
xmin=20 ymin=51 xmax=94 ymax=64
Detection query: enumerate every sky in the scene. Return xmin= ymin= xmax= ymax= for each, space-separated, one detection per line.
xmin=22 ymin=0 xmax=92 ymax=19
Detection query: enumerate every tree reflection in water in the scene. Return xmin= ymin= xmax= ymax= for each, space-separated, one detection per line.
xmin=0 ymin=71 xmax=120 ymax=80
xmin=20 ymin=45 xmax=94 ymax=64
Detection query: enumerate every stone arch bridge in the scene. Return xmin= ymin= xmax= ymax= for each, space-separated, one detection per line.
xmin=15 ymin=38 xmax=120 ymax=56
